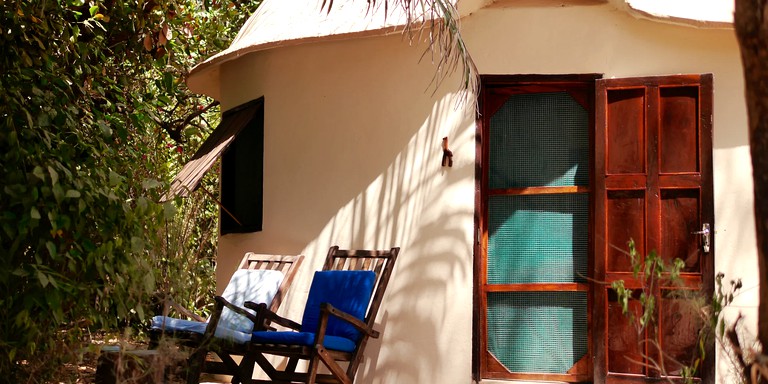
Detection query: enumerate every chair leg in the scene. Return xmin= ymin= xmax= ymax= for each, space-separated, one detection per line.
xmin=306 ymin=353 xmax=321 ymax=384
xmin=316 ymin=345 xmax=352 ymax=384
xmin=148 ymin=333 xmax=161 ymax=349
xmin=285 ymin=357 xmax=299 ymax=374
xmin=236 ymin=353 xmax=257 ymax=384
xmin=186 ymin=349 xmax=207 ymax=384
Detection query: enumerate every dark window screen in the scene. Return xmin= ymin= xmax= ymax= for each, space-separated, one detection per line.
xmin=221 ymin=101 xmax=264 ymax=234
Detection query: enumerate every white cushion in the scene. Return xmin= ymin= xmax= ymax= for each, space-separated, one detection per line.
xmin=218 ymin=269 xmax=284 ymax=332
xmin=150 ymin=268 xmax=284 ymax=342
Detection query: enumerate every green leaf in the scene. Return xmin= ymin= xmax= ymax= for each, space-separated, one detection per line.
xmin=52 ymin=184 xmax=64 ymax=202
xmin=65 ymin=189 xmax=81 ymax=198
xmin=163 ymin=201 xmax=176 ymax=220
xmin=109 ymin=170 xmax=121 ymax=186
xmin=163 ymin=72 xmax=174 ymax=92
xmin=142 ymin=179 xmax=162 ymax=190
xmin=30 ymin=207 xmax=41 ymax=220
xmin=21 ymin=50 xmax=33 ymax=67
xmin=37 ymin=270 xmax=50 ymax=288
xmin=89 ymin=5 xmax=99 ymax=17
xmin=97 ymin=120 xmax=111 ymax=137
xmin=48 ymin=166 xmax=59 ymax=185
xmin=130 ymin=236 xmax=144 ymax=253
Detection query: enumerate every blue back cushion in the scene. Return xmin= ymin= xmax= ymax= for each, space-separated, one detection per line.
xmin=300 ymin=270 xmax=376 ymax=342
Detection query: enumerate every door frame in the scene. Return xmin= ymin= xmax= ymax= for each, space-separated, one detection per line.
xmin=473 ymin=73 xmax=715 ymax=383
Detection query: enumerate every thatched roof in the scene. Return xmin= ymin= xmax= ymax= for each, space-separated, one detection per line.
xmin=187 ymin=0 xmax=415 ymax=99
xmin=186 ymin=0 xmax=734 ymax=99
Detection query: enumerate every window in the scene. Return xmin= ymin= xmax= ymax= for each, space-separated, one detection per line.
xmin=220 ymin=98 xmax=264 ymax=234
xmin=166 ymin=97 xmax=264 ymax=234
xmin=475 ymin=74 xmax=714 ymax=383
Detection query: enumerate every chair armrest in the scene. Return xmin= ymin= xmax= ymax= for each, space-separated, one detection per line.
xmin=156 ymin=292 xmax=206 ymax=322
xmin=320 ymin=303 xmax=380 ymax=338
xmin=212 ymin=295 xmax=266 ymax=325
xmin=200 ymin=295 xmax=263 ymax=343
xmin=244 ymin=301 xmax=302 ymax=331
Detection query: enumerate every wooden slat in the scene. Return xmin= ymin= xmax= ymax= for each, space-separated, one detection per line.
xmin=485 ymin=283 xmax=589 ymax=292
xmin=489 ymin=186 xmax=589 ymax=196
xmin=604 ymin=175 xmax=647 ymax=190
xmin=658 ymin=173 xmax=701 ymax=188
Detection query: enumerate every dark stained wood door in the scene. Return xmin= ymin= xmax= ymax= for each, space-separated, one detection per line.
xmin=593 ymin=74 xmax=714 ymax=383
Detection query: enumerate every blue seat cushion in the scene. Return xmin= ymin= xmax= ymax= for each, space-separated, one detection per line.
xmin=300 ymin=270 xmax=376 ymax=341
xmin=251 ymin=331 xmax=358 ymax=352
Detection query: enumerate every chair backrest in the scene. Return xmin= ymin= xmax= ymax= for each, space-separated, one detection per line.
xmin=239 ymin=253 xmax=304 ymax=314
xmin=299 ymin=270 xmax=376 ymax=340
xmin=321 ymin=247 xmax=399 ymax=337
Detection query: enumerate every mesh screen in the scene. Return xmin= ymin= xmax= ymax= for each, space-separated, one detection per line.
xmin=489 ymin=92 xmax=589 ymax=189
xmin=488 ymin=194 xmax=588 ymax=284
xmin=487 ymin=291 xmax=588 ymax=374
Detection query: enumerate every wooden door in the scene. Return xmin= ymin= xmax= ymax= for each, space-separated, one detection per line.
xmin=476 ymin=75 xmax=598 ymax=382
xmin=593 ymin=74 xmax=714 ymax=383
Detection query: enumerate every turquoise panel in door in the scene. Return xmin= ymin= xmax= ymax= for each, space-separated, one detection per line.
xmin=487 ymin=291 xmax=588 ymax=373
xmin=489 ymin=92 xmax=589 ymax=189
xmin=487 ymin=194 xmax=589 ymax=284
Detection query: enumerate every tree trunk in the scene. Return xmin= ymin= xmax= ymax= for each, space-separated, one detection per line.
xmin=734 ymin=0 xmax=768 ymax=355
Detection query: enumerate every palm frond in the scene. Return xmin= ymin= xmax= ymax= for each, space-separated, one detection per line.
xmin=324 ymin=0 xmax=479 ymax=105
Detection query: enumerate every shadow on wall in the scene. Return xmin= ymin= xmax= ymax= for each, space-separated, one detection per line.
xmin=217 ymin=32 xmax=477 ymax=382
xmin=308 ymin=89 xmax=475 ymax=383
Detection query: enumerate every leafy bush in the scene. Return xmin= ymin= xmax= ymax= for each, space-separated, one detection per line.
xmin=0 ymin=0 xmax=259 ymax=380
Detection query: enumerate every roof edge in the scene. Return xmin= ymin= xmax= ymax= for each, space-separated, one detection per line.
xmin=187 ymin=25 xmax=406 ymax=98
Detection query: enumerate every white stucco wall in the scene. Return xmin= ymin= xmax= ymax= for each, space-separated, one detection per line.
xmin=213 ymin=3 xmax=757 ymax=383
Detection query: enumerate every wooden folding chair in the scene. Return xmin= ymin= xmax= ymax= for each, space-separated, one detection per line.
xmin=207 ymin=246 xmax=398 ymax=384
xmin=148 ymin=253 xmax=304 ymax=383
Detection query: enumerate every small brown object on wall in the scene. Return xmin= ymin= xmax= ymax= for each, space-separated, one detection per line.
xmin=442 ymin=136 xmax=454 ymax=167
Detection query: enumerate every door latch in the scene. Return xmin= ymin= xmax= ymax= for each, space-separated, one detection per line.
xmin=691 ymin=223 xmax=711 ymax=253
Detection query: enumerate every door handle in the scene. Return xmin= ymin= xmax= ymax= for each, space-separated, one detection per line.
xmin=691 ymin=223 xmax=710 ymax=253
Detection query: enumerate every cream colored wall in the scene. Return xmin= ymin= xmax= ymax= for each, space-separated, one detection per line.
xmin=216 ymin=3 xmax=757 ymax=383
xmin=218 ymin=31 xmax=476 ymax=383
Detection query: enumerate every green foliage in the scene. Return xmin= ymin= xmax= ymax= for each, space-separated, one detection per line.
xmin=611 ymin=239 xmax=685 ymax=329
xmin=0 ymin=0 xmax=260 ymax=380
xmin=611 ymin=239 xmax=742 ymax=383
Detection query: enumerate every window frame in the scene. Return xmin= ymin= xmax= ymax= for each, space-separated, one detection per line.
xmin=220 ymin=97 xmax=265 ymax=235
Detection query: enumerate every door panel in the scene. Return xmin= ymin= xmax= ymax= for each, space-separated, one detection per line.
xmin=477 ymin=76 xmax=598 ymax=383
xmin=660 ymin=288 xmax=706 ymax=375
xmin=606 ymin=88 xmax=646 ymax=175
xmin=606 ymin=190 xmax=645 ymax=273
xmin=660 ymin=86 xmax=700 ymax=173
xmin=661 ymin=189 xmax=702 ymax=271
xmin=594 ymin=74 xmax=714 ymax=383
xmin=607 ymin=290 xmax=645 ymax=375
